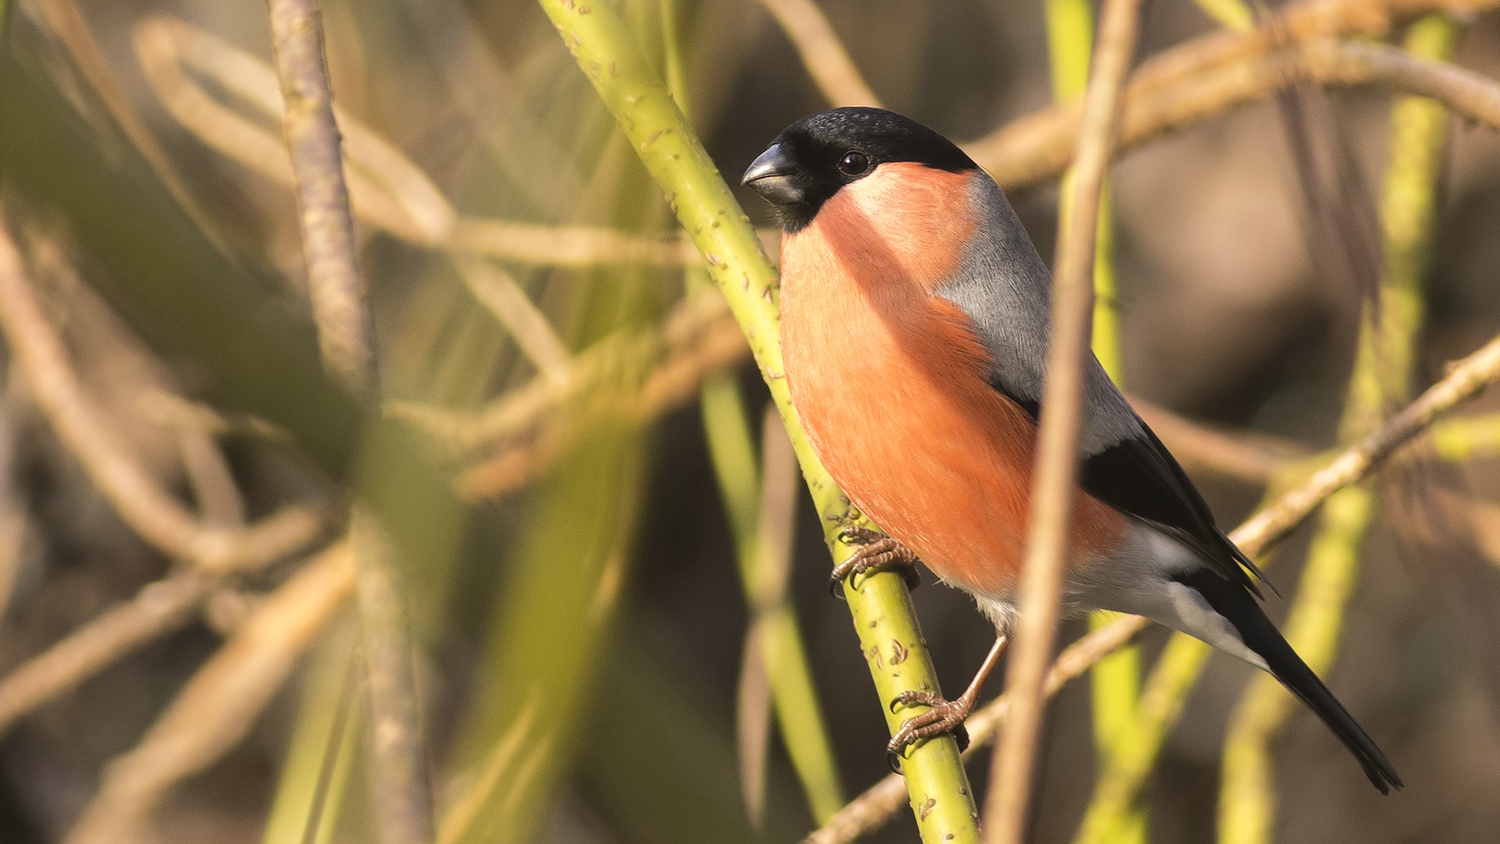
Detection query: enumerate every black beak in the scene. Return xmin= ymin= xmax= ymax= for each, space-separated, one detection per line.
xmin=742 ymin=143 xmax=803 ymax=207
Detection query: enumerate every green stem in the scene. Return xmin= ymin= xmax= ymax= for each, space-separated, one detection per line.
xmin=261 ymin=627 xmax=363 ymax=844
xmin=1188 ymin=0 xmax=1254 ymax=31
xmin=1079 ymin=15 xmax=1457 ymax=842
xmin=700 ymin=375 xmax=845 ymax=821
xmin=537 ymin=1 xmax=978 ymax=839
xmin=664 ymin=3 xmax=843 ymax=821
xmin=1220 ymin=486 xmax=1374 ymax=844
xmin=1430 ymin=413 xmax=1500 ymax=460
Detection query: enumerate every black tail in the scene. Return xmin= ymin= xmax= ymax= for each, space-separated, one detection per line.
xmin=1178 ymin=569 xmax=1403 ymax=794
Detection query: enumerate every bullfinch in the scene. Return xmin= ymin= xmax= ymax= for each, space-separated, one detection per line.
xmin=741 ymin=107 xmax=1400 ymax=793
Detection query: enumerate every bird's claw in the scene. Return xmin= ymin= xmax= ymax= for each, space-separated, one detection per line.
xmin=884 ymin=694 xmax=974 ymax=773
xmin=828 ymin=528 xmax=921 ymax=598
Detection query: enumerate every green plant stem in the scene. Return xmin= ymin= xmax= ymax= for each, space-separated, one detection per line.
xmin=1080 ymin=16 xmax=1456 ymax=841
xmin=1077 ymin=630 xmax=1211 ymax=842
xmin=699 ymin=377 xmax=845 ymax=822
xmin=536 ymin=1 xmax=978 ymax=840
xmin=662 ymin=7 xmax=843 ymax=821
xmin=1218 ymin=15 xmax=1456 ymax=842
xmin=1189 ymin=0 xmax=1254 ymax=31
xmin=1220 ymin=486 xmax=1374 ymax=844
xmin=1430 ymin=413 xmax=1500 ymax=460
xmin=1045 ymin=2 xmax=1143 ymax=841
xmin=261 ymin=627 xmax=363 ymax=844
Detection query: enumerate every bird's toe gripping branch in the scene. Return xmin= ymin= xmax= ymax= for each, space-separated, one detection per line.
xmin=829 ymin=525 xmax=922 ymax=597
xmin=886 ymin=692 xmax=974 ymax=773
xmin=885 ymin=633 xmax=1009 ymax=773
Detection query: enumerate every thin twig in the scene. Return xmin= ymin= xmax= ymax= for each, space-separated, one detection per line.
xmin=0 ymin=398 xmax=25 ymax=625
xmin=0 ymin=209 xmax=327 ymax=572
xmin=349 ymin=509 xmax=437 ymax=844
xmin=450 ymin=255 xmax=573 ymax=387
xmin=984 ymin=0 xmax=1143 ymax=839
xmin=1133 ymin=400 xmax=1306 ymax=482
xmin=393 ymin=293 xmax=733 ymax=453
xmin=447 ymin=219 xmax=709 ymax=267
xmin=757 ymin=0 xmax=882 ymax=107
xmin=452 ymin=306 xmax=748 ymax=498
xmin=132 ymin=15 xmax=719 ymax=268
xmin=269 ymin=0 xmax=376 ymax=398
xmin=136 ymin=389 xmax=291 ymax=442
xmin=973 ymin=34 xmax=1500 ymax=191
xmin=807 ymin=323 xmax=1500 ymax=843
xmin=1044 ymin=3 xmax=1145 ymax=831
xmin=62 ymin=543 xmax=355 ymax=844
xmin=178 ymin=426 xmax=247 ymax=529
xmin=30 ymin=0 xmax=223 ymax=247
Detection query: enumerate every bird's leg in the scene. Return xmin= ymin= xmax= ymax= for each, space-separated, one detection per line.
xmin=829 ymin=525 xmax=921 ymax=596
xmin=886 ymin=634 xmax=1008 ymax=772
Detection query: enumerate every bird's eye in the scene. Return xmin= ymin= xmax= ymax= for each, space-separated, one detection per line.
xmin=838 ymin=151 xmax=871 ymax=176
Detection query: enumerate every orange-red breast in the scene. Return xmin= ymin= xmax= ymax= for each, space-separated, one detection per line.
xmin=743 ymin=106 xmax=1400 ymax=793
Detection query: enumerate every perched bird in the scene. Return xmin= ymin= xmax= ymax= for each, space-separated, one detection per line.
xmin=741 ymin=106 xmax=1401 ymax=793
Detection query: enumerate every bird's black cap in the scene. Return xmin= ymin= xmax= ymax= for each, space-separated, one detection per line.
xmin=742 ymin=107 xmax=977 ymax=233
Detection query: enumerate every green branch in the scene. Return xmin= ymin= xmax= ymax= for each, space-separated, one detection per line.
xmin=699 ymin=377 xmax=845 ymax=822
xmin=536 ymin=1 xmax=978 ymax=839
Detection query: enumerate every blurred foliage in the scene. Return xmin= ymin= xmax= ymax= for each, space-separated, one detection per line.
xmin=0 ymin=1 xmax=1499 ymax=844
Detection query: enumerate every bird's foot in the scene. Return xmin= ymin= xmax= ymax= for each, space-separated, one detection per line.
xmin=829 ymin=526 xmax=920 ymax=597
xmin=883 ymin=635 xmax=1007 ymax=773
xmin=885 ymin=691 xmax=974 ymax=773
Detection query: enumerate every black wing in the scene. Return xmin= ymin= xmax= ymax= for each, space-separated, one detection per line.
xmin=1080 ymin=421 xmax=1269 ymax=596
xmin=995 ymin=380 xmax=1267 ymax=595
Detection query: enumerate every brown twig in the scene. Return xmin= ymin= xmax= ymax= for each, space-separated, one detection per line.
xmin=757 ymin=0 xmax=882 ymax=107
xmin=970 ymin=12 xmax=1500 ymax=190
xmin=438 ymin=296 xmax=1285 ymax=499
xmin=1132 ymin=400 xmax=1307 ymax=482
xmin=807 ymin=325 xmax=1500 ymax=843
xmin=269 ymin=0 xmax=376 ymax=398
xmin=0 ymin=398 xmax=25 ymax=625
xmin=178 ymin=426 xmax=247 ymax=529
xmin=132 ymin=14 xmax=723 ymax=268
xmin=396 ymin=292 xmax=735 ymax=452
xmin=450 ymin=255 xmax=573 ymax=387
xmin=452 ymin=302 xmax=748 ymax=498
xmin=984 ymin=0 xmax=1143 ymax=840
xmin=30 ymin=0 xmax=224 ymax=248
xmin=135 ymin=388 xmax=291 ymax=442
xmin=61 ymin=543 xmax=355 ymax=844
xmin=0 ymin=209 xmax=327 ymax=572
xmin=447 ymin=218 xmax=711 ymax=267
xmin=0 ymin=570 xmax=214 ymax=737
xmin=267 ymin=4 xmax=435 ymax=844
xmin=349 ymin=509 xmax=437 ymax=844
